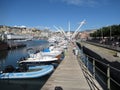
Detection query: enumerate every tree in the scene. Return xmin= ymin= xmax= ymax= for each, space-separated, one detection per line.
xmin=90 ymin=24 xmax=120 ymax=39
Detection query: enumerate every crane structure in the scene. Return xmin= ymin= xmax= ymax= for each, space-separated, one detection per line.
xmin=53 ymin=20 xmax=86 ymax=41
xmin=53 ymin=25 xmax=67 ymax=39
xmin=71 ymin=20 xmax=86 ymax=39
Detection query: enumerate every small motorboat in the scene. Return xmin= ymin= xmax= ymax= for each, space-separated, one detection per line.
xmin=0 ymin=65 xmax=54 ymax=79
xmin=18 ymin=53 xmax=58 ymax=64
xmin=41 ymin=48 xmax=62 ymax=59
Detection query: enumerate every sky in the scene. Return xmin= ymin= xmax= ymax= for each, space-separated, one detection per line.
xmin=0 ymin=0 xmax=120 ymax=31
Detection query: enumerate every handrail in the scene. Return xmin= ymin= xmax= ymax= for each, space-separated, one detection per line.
xmin=95 ymin=73 xmax=107 ymax=86
xmin=95 ymin=66 xmax=106 ymax=76
xmin=111 ymin=77 xmax=120 ymax=87
xmin=87 ymin=55 xmax=120 ymax=73
xmin=77 ymin=48 xmax=120 ymax=90
xmin=78 ymin=56 xmax=101 ymax=90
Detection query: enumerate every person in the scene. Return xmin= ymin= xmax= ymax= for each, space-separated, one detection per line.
xmin=73 ymin=46 xmax=76 ymax=55
xmin=75 ymin=49 xmax=78 ymax=56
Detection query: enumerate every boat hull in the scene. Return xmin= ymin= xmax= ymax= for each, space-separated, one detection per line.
xmin=0 ymin=65 xmax=54 ymax=79
xmin=18 ymin=57 xmax=58 ymax=64
xmin=0 ymin=42 xmax=9 ymax=50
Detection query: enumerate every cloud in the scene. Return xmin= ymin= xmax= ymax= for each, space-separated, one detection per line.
xmin=14 ymin=25 xmax=26 ymax=28
xmin=34 ymin=26 xmax=51 ymax=30
xmin=62 ymin=0 xmax=98 ymax=6
xmin=62 ymin=0 xmax=84 ymax=6
xmin=50 ymin=0 xmax=107 ymax=7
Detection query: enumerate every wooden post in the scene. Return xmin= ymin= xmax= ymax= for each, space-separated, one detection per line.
xmin=93 ymin=59 xmax=95 ymax=78
xmin=86 ymin=55 xmax=88 ymax=69
xmin=107 ymin=64 xmax=110 ymax=90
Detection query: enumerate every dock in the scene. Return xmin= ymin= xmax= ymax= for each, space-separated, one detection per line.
xmin=41 ymin=43 xmax=102 ymax=90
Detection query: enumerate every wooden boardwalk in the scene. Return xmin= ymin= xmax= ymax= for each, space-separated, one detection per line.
xmin=41 ymin=43 xmax=102 ymax=90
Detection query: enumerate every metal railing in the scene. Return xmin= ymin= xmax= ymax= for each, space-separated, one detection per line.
xmin=77 ymin=49 xmax=120 ymax=90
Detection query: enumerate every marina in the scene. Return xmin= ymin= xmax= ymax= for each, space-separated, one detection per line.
xmin=0 ymin=38 xmax=68 ymax=89
xmin=0 ymin=36 xmax=120 ymax=90
xmin=0 ymin=0 xmax=120 ymax=90
xmin=0 ymin=40 xmax=51 ymax=90
xmin=0 ymin=24 xmax=120 ymax=90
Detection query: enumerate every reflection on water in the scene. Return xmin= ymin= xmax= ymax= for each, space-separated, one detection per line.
xmin=0 ymin=40 xmax=49 ymax=68
xmin=0 ymin=50 xmax=8 ymax=60
xmin=0 ymin=40 xmax=51 ymax=90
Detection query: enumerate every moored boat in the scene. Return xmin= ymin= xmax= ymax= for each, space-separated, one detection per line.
xmin=41 ymin=48 xmax=62 ymax=60
xmin=0 ymin=65 xmax=54 ymax=79
xmin=0 ymin=41 xmax=9 ymax=50
xmin=18 ymin=53 xmax=58 ymax=64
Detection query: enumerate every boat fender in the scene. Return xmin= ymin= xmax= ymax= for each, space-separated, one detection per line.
xmin=0 ymin=71 xmax=3 ymax=74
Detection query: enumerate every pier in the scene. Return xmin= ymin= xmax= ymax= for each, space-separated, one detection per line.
xmin=41 ymin=43 xmax=102 ymax=90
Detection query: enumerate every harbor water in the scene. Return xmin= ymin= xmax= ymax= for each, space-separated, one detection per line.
xmin=0 ymin=40 xmax=52 ymax=90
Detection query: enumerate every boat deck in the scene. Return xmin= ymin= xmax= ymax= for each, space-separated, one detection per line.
xmin=41 ymin=43 xmax=102 ymax=90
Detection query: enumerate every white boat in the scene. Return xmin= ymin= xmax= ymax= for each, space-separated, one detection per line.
xmin=6 ymin=33 xmax=33 ymax=40
xmin=42 ymin=47 xmax=62 ymax=55
xmin=18 ymin=53 xmax=58 ymax=64
xmin=41 ymin=48 xmax=63 ymax=60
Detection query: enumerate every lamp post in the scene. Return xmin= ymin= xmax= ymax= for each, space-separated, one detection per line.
xmin=110 ymin=26 xmax=112 ymax=40
xmin=101 ymin=28 xmax=103 ymax=40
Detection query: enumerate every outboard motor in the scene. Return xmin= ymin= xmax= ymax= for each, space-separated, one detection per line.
xmin=4 ymin=65 xmax=15 ymax=73
xmin=18 ymin=64 xmax=28 ymax=72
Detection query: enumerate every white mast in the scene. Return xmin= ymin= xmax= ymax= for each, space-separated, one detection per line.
xmin=53 ymin=25 xmax=63 ymax=35
xmin=68 ymin=21 xmax=70 ymax=33
xmin=53 ymin=25 xmax=67 ymax=38
xmin=59 ymin=27 xmax=67 ymax=38
xmin=68 ymin=21 xmax=70 ymax=40
xmin=71 ymin=20 xmax=86 ymax=39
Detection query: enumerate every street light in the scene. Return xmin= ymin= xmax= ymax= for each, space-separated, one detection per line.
xmin=110 ymin=26 xmax=112 ymax=40
xmin=106 ymin=25 xmax=112 ymax=40
xmin=100 ymin=28 xmax=103 ymax=40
